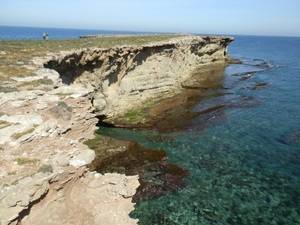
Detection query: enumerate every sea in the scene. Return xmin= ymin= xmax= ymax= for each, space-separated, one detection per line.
xmin=0 ymin=25 xmax=156 ymax=40
xmin=2 ymin=26 xmax=300 ymax=224
xmin=99 ymin=36 xmax=300 ymax=224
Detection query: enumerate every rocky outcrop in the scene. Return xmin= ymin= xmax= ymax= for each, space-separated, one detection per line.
xmin=45 ymin=36 xmax=233 ymax=124
xmin=20 ymin=170 xmax=139 ymax=225
xmin=0 ymin=69 xmax=139 ymax=225
xmin=0 ymin=35 xmax=233 ymax=225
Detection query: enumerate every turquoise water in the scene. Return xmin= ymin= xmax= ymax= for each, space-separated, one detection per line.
xmin=100 ymin=36 xmax=300 ymax=225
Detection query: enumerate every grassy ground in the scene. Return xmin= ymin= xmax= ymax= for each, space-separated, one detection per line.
xmin=0 ymin=35 xmax=177 ymax=81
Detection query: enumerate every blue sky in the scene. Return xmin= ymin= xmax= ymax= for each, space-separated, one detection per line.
xmin=1 ymin=0 xmax=300 ymax=36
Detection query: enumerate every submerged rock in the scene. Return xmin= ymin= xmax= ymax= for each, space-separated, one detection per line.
xmin=250 ymin=82 xmax=268 ymax=90
xmin=88 ymin=136 xmax=187 ymax=202
xmin=279 ymin=129 xmax=300 ymax=145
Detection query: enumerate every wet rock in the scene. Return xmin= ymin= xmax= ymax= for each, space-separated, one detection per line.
xmin=251 ymin=82 xmax=268 ymax=90
xmin=240 ymin=73 xmax=254 ymax=80
xmin=226 ymin=58 xmax=243 ymax=64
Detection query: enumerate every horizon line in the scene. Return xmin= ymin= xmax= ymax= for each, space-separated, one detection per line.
xmin=1 ymin=24 xmax=300 ymax=39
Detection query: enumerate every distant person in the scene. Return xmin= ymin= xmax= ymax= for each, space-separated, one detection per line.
xmin=43 ymin=32 xmax=49 ymax=40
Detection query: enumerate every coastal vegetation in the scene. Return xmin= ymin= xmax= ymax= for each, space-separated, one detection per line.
xmin=12 ymin=127 xmax=35 ymax=139
xmin=0 ymin=35 xmax=177 ymax=80
xmin=15 ymin=157 xmax=39 ymax=165
xmin=0 ymin=120 xmax=12 ymax=129
xmin=121 ymin=98 xmax=159 ymax=124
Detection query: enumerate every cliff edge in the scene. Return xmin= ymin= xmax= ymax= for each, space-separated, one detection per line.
xmin=45 ymin=36 xmax=233 ymax=124
xmin=0 ymin=35 xmax=233 ymax=225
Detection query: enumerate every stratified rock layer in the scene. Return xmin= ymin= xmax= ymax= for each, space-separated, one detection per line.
xmin=0 ymin=35 xmax=233 ymax=225
xmin=0 ymin=69 xmax=139 ymax=225
xmin=45 ymin=36 xmax=233 ymax=123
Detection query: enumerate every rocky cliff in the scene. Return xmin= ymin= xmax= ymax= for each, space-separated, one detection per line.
xmin=0 ymin=35 xmax=233 ymax=225
xmin=45 ymin=36 xmax=233 ymax=124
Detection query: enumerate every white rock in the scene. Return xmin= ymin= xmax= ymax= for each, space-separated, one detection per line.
xmin=0 ymin=90 xmax=45 ymax=106
xmin=69 ymin=150 xmax=95 ymax=168
xmin=93 ymin=92 xmax=107 ymax=112
xmin=69 ymin=140 xmax=78 ymax=146
xmin=54 ymin=155 xmax=69 ymax=167
xmin=94 ymin=173 xmax=101 ymax=178
xmin=0 ymin=114 xmax=43 ymax=127
xmin=35 ymin=68 xmax=61 ymax=84
xmin=10 ymin=101 xmax=25 ymax=108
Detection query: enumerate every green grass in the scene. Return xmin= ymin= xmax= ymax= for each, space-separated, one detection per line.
xmin=38 ymin=164 xmax=53 ymax=173
xmin=123 ymin=109 xmax=147 ymax=123
xmin=0 ymin=35 xmax=178 ymax=80
xmin=0 ymin=120 xmax=12 ymax=129
xmin=55 ymin=92 xmax=73 ymax=96
xmin=15 ymin=157 xmax=39 ymax=165
xmin=12 ymin=127 xmax=35 ymax=140
xmin=8 ymin=171 xmax=17 ymax=176
xmin=84 ymin=133 xmax=103 ymax=150
xmin=18 ymin=78 xmax=54 ymax=89
xmin=57 ymin=101 xmax=72 ymax=112
xmin=122 ymin=99 xmax=157 ymax=123
xmin=0 ymin=85 xmax=18 ymax=93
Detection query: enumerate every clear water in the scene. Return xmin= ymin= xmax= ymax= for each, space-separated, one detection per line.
xmin=102 ymin=35 xmax=300 ymax=224
xmin=0 ymin=25 xmax=156 ymax=40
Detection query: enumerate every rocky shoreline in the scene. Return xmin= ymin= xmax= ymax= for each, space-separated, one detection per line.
xmin=0 ymin=69 xmax=139 ymax=225
xmin=0 ymin=35 xmax=232 ymax=225
xmin=45 ymin=36 xmax=233 ymax=125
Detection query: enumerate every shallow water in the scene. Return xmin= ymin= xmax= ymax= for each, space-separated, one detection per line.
xmin=100 ymin=36 xmax=300 ymax=225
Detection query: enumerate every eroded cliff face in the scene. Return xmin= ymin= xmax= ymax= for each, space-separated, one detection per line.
xmin=0 ymin=35 xmax=233 ymax=225
xmin=45 ymin=36 xmax=233 ymax=124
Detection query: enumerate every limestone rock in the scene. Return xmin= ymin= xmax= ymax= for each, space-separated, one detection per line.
xmin=0 ymin=35 xmax=234 ymax=225
xmin=69 ymin=150 xmax=96 ymax=168
xmin=92 ymin=92 xmax=107 ymax=112
xmin=45 ymin=36 xmax=233 ymax=122
xmin=19 ymin=172 xmax=139 ymax=225
xmin=0 ymin=173 xmax=50 ymax=225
